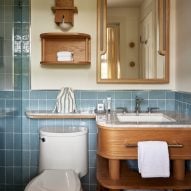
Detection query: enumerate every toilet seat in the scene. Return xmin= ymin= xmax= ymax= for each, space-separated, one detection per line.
xmin=24 ymin=169 xmax=81 ymax=191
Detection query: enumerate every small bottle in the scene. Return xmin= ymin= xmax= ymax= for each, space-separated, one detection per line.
xmin=106 ymin=97 xmax=112 ymax=113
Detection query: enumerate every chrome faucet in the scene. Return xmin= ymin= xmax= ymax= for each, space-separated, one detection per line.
xmin=135 ymin=96 xmax=144 ymax=114
xmin=147 ymin=107 xmax=159 ymax=113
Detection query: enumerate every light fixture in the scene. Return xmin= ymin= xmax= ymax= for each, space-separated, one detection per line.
xmin=52 ymin=0 xmax=78 ymax=31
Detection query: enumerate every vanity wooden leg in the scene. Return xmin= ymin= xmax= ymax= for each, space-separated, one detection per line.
xmin=108 ymin=159 xmax=120 ymax=180
xmin=173 ymin=159 xmax=185 ymax=180
xmin=173 ymin=160 xmax=185 ymax=191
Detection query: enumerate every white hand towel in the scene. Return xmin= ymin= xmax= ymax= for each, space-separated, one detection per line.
xmin=138 ymin=141 xmax=170 ymax=178
xmin=53 ymin=87 xmax=76 ymax=113
xmin=57 ymin=51 xmax=74 ymax=61
xmin=57 ymin=56 xmax=73 ymax=61
xmin=57 ymin=51 xmax=73 ymax=57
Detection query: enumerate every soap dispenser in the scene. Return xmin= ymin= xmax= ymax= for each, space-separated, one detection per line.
xmin=106 ymin=97 xmax=112 ymax=113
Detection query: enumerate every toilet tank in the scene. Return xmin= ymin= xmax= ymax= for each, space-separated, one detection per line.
xmin=39 ymin=127 xmax=88 ymax=177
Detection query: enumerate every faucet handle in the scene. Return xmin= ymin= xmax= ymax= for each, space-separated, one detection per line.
xmin=147 ymin=107 xmax=159 ymax=113
xmin=116 ymin=107 xmax=128 ymax=113
xmin=136 ymin=96 xmax=144 ymax=103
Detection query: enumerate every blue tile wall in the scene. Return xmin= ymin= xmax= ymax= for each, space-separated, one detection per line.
xmin=21 ymin=89 xmax=176 ymax=191
xmin=175 ymin=92 xmax=191 ymax=171
xmin=0 ymin=0 xmax=25 ymax=190
xmin=175 ymin=92 xmax=191 ymax=115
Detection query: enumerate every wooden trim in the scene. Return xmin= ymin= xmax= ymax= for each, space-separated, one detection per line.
xmin=165 ymin=0 xmax=170 ymax=83
xmin=97 ymin=0 xmax=107 ymax=54
xmin=40 ymin=33 xmax=91 ymax=65
xmin=97 ymin=156 xmax=191 ymax=190
xmin=40 ymin=32 xmax=91 ymax=38
xmin=40 ymin=61 xmax=91 ymax=65
xmin=97 ymin=0 xmax=107 ymax=82
xmin=158 ymin=0 xmax=166 ymax=55
xmin=97 ymin=0 xmax=170 ymax=84
xmin=52 ymin=6 xmax=78 ymax=13
xmin=97 ymin=126 xmax=191 ymax=160
xmin=96 ymin=78 xmax=170 ymax=84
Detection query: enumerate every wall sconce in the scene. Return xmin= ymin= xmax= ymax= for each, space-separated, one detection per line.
xmin=52 ymin=0 xmax=78 ymax=31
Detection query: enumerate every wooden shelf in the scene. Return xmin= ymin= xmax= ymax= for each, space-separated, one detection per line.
xmin=97 ymin=156 xmax=191 ymax=190
xmin=26 ymin=110 xmax=96 ymax=119
xmin=40 ymin=61 xmax=91 ymax=65
xmin=40 ymin=33 xmax=91 ymax=65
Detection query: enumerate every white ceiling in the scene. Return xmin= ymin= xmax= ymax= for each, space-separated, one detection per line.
xmin=107 ymin=0 xmax=144 ymax=8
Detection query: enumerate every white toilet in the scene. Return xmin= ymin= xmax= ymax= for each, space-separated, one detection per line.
xmin=24 ymin=126 xmax=88 ymax=191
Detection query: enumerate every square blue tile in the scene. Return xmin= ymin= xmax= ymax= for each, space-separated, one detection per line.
xmin=81 ymin=90 xmax=97 ymax=100
xmin=89 ymin=133 xmax=97 ymax=151
xmin=166 ymin=90 xmax=175 ymax=99
xmin=14 ymin=150 xmax=22 ymax=166
xmin=14 ymin=134 xmax=22 ymax=149
xmin=46 ymin=90 xmax=58 ymax=99
xmin=22 ymin=151 xmax=30 ymax=166
xmin=89 ymin=150 xmax=96 ymax=168
xmin=6 ymin=167 xmax=14 ymax=184
xmin=30 ymin=150 xmax=39 ymax=166
xmin=115 ymin=90 xmax=132 ymax=99
xmin=30 ymin=134 xmax=39 ymax=150
xmin=0 ymin=167 xmax=5 ymax=183
xmin=14 ymin=167 xmax=22 ymax=184
xmin=0 ymin=150 xmax=5 ymax=166
xmin=6 ymin=133 xmax=14 ymax=149
xmin=149 ymin=90 xmax=166 ymax=99
xmin=89 ymin=167 xmax=97 ymax=184
xmin=132 ymin=90 xmax=149 ymax=100
xmin=22 ymin=134 xmax=30 ymax=150
xmin=30 ymin=90 xmax=46 ymax=100
xmin=97 ymin=90 xmax=115 ymax=100
xmin=6 ymin=150 xmax=13 ymax=166
xmin=22 ymin=167 xmax=30 ymax=184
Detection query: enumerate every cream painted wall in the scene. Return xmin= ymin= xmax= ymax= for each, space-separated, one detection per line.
xmin=31 ymin=0 xmax=175 ymax=90
xmin=175 ymin=0 xmax=191 ymax=92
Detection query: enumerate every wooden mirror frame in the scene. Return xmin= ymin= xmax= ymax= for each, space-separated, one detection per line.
xmin=97 ymin=0 xmax=170 ymax=84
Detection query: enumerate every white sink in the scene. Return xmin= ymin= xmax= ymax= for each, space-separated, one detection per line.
xmin=116 ymin=113 xmax=175 ymax=123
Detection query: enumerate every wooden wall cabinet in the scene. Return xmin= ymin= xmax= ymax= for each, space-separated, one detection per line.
xmin=40 ymin=33 xmax=91 ymax=65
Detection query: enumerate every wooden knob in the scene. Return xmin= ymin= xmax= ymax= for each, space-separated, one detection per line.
xmin=129 ymin=42 xmax=135 ymax=48
xmin=129 ymin=61 xmax=135 ymax=67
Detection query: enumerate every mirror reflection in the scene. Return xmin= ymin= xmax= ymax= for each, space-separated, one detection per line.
xmin=97 ymin=0 xmax=169 ymax=83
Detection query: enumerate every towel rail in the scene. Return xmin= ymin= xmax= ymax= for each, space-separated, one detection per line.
xmin=125 ymin=143 xmax=183 ymax=148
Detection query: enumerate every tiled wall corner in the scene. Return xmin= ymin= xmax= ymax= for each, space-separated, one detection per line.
xmin=175 ymin=91 xmax=191 ymax=115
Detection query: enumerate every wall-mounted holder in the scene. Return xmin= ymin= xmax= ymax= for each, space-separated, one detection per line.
xmin=129 ymin=42 xmax=135 ymax=48
xmin=129 ymin=61 xmax=135 ymax=67
xmin=52 ymin=0 xmax=78 ymax=30
xmin=40 ymin=32 xmax=91 ymax=65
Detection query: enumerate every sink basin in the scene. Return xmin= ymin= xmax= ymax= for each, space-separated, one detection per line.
xmin=116 ymin=113 xmax=176 ymax=123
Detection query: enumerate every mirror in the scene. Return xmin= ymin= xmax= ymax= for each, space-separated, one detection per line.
xmin=97 ymin=0 xmax=170 ymax=84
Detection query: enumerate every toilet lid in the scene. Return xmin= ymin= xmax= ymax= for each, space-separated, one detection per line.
xmin=25 ymin=169 xmax=81 ymax=191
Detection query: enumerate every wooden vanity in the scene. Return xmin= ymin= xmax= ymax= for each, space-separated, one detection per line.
xmin=96 ymin=123 xmax=191 ymax=190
